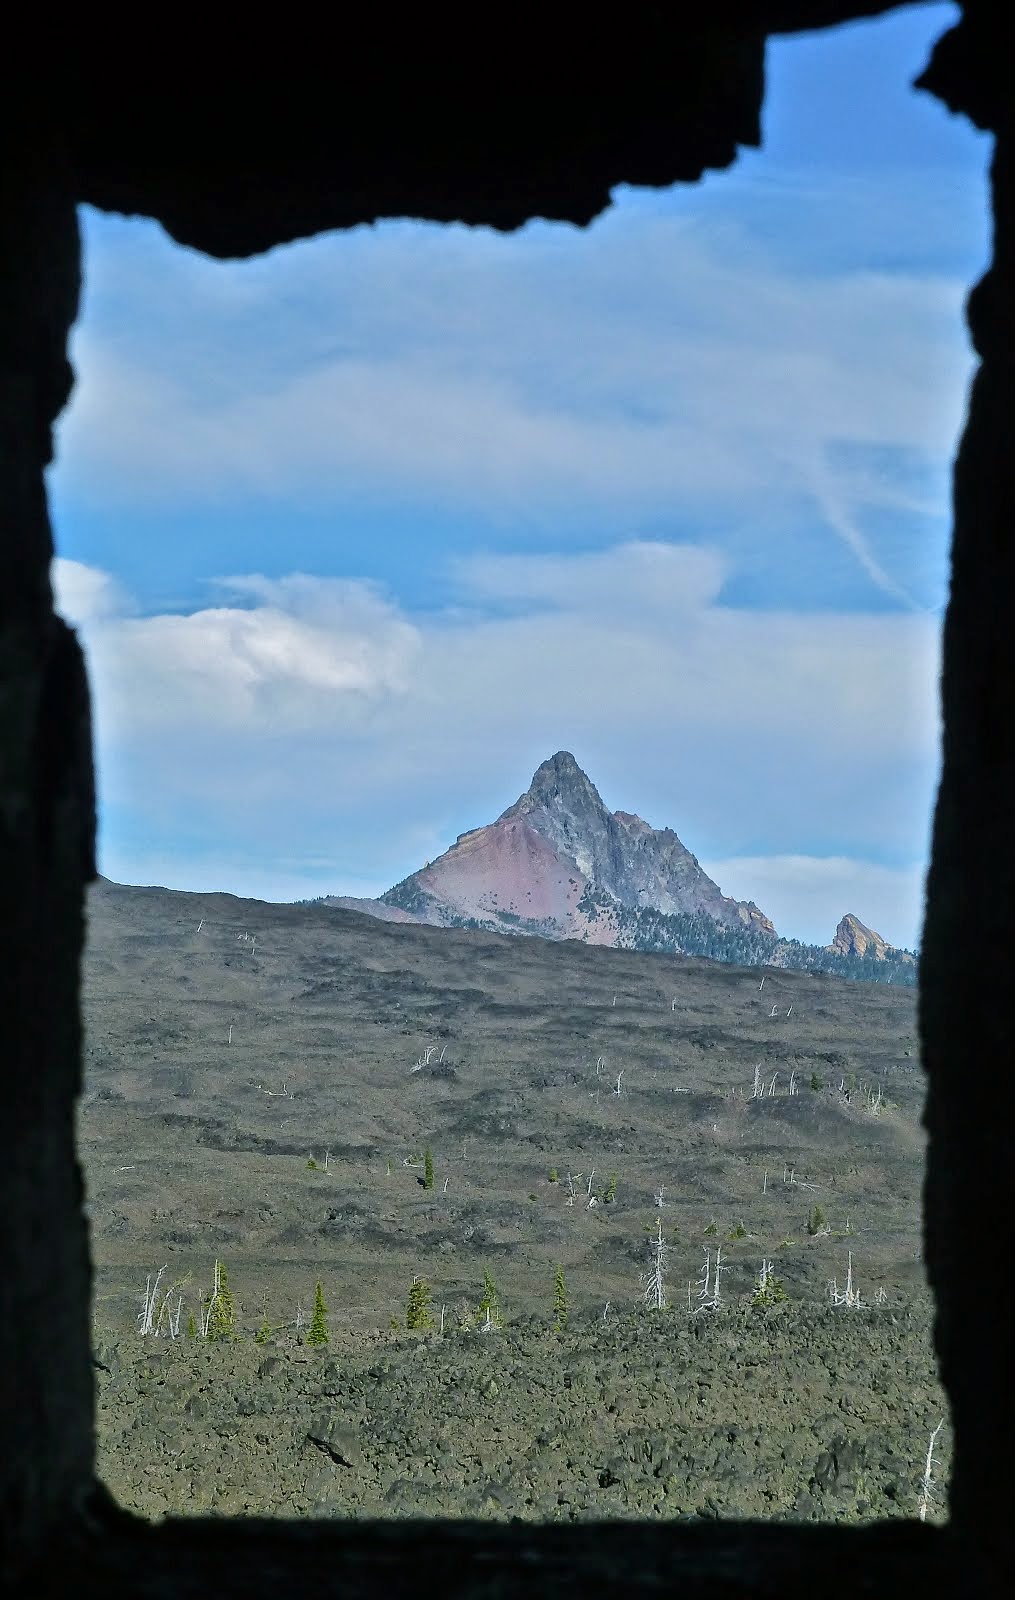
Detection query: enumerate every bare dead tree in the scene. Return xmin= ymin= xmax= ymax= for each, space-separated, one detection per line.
xmin=918 ymin=1421 xmax=945 ymax=1523
xmin=642 ymin=1219 xmax=669 ymax=1310
xmin=828 ymin=1251 xmax=863 ymax=1308
xmin=199 ymin=1260 xmax=225 ymax=1337
xmin=692 ymin=1246 xmax=724 ymax=1314
xmin=138 ymin=1266 xmax=167 ymax=1336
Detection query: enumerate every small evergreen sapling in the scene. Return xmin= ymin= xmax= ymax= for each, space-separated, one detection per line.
xmin=477 ymin=1268 xmax=502 ymax=1329
xmin=751 ymin=1259 xmax=787 ymax=1307
xmin=807 ymin=1204 xmax=828 ymax=1236
xmin=306 ymin=1281 xmax=329 ymax=1346
xmin=406 ymin=1275 xmax=434 ymax=1330
xmin=186 ymin=1311 xmax=198 ymax=1339
xmin=553 ymin=1265 xmax=568 ymax=1331
xmin=423 ymin=1148 xmax=435 ymax=1190
xmin=602 ymin=1172 xmax=618 ymax=1204
xmin=254 ymin=1315 xmax=273 ymax=1345
xmin=203 ymin=1259 xmax=236 ymax=1340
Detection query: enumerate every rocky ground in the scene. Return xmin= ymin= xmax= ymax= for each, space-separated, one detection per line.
xmin=81 ymin=878 xmax=940 ymax=1522
xmin=94 ymin=1299 xmax=947 ymax=1525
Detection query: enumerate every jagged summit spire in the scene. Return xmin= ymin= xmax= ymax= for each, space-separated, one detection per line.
xmin=502 ymin=751 xmax=606 ymax=820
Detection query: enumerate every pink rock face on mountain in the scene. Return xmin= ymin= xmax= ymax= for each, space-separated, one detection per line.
xmin=414 ymin=817 xmax=586 ymax=932
xmin=373 ymin=752 xmax=777 ymax=950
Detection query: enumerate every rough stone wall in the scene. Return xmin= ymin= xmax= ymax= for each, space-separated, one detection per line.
xmin=0 ymin=168 xmax=96 ymax=1568
xmin=1 ymin=2 xmax=1011 ymax=1594
xmin=917 ymin=6 xmax=1012 ymax=1593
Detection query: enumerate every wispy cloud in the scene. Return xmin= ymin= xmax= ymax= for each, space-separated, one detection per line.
xmin=54 ymin=543 xmax=938 ymax=946
xmin=58 ymin=200 xmax=973 ymax=614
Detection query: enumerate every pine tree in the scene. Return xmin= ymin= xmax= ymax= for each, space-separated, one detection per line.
xmin=254 ymin=1315 xmax=272 ymax=1345
xmin=423 ymin=1148 xmax=435 ymax=1190
xmin=751 ymin=1260 xmax=788 ymax=1307
xmin=553 ymin=1265 xmax=568 ymax=1331
xmin=205 ymin=1259 xmax=236 ymax=1341
xmin=306 ymin=1281 xmax=329 ymax=1347
xmin=406 ymin=1275 xmax=434 ymax=1330
xmin=477 ymin=1268 xmax=501 ymax=1329
xmin=602 ymin=1172 xmax=618 ymax=1203
xmin=186 ymin=1311 xmax=198 ymax=1339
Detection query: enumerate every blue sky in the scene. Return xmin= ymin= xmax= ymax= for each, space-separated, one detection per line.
xmin=50 ymin=3 xmax=989 ymax=948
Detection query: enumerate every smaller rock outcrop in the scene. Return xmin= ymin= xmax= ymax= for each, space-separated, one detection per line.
xmin=831 ymin=913 xmax=890 ymax=961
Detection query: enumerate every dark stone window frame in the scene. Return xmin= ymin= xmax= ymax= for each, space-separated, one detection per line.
xmin=0 ymin=5 xmax=1008 ymax=1595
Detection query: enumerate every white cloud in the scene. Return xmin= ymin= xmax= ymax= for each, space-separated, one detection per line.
xmin=53 ymin=557 xmax=131 ymax=628
xmin=62 ymin=543 xmax=941 ymax=942
xmin=58 ymin=203 xmax=974 ymax=607
xmin=455 ymin=542 xmax=727 ymax=617
xmin=81 ymin=575 xmax=420 ymax=737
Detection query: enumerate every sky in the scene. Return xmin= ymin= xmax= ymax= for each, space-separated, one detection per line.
xmin=49 ymin=3 xmax=990 ymax=951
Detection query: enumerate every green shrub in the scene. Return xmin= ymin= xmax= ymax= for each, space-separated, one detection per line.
xmin=807 ymin=1204 xmax=827 ymax=1235
xmin=423 ymin=1148 xmax=435 ymax=1190
xmin=752 ymin=1264 xmax=788 ymax=1307
xmin=602 ymin=1172 xmax=618 ymax=1204
xmin=548 ymin=1168 xmax=559 ymax=1183
xmin=254 ymin=1316 xmax=272 ymax=1346
xmin=204 ymin=1260 xmax=236 ymax=1341
xmin=306 ymin=1281 xmax=329 ymax=1347
xmin=553 ymin=1265 xmax=568 ymax=1332
xmin=406 ymin=1276 xmax=434 ymax=1331
xmin=307 ymin=1157 xmax=318 ymax=1170
xmin=703 ymin=1219 xmax=718 ymax=1237
xmin=477 ymin=1268 xmax=502 ymax=1328
xmin=810 ymin=1072 xmax=823 ymax=1091
xmin=728 ymin=1220 xmax=748 ymax=1241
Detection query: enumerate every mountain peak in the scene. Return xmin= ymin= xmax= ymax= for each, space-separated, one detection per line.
xmin=831 ymin=912 xmax=890 ymax=960
xmin=382 ymin=752 xmax=777 ymax=943
xmin=502 ymin=751 xmax=605 ymax=819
